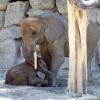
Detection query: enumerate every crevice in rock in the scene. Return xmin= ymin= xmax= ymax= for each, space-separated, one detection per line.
xmin=9 ymin=0 xmax=29 ymax=3
xmin=54 ymin=0 xmax=62 ymax=15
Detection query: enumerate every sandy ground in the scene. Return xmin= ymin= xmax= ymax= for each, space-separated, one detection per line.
xmin=0 ymin=57 xmax=100 ymax=100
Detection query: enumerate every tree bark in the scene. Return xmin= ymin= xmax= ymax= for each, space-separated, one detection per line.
xmin=67 ymin=0 xmax=88 ymax=94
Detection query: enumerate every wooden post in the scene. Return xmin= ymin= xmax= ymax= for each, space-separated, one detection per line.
xmin=67 ymin=0 xmax=88 ymax=94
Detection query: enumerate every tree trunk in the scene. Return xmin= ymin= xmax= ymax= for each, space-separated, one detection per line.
xmin=67 ymin=0 xmax=88 ymax=94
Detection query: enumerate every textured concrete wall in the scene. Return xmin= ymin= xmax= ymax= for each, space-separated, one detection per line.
xmin=0 ymin=0 xmax=99 ymax=69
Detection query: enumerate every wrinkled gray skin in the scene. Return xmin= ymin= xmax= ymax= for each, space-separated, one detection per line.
xmin=70 ymin=0 xmax=100 ymax=9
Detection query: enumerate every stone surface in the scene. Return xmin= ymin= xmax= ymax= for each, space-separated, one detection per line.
xmin=29 ymin=0 xmax=55 ymax=10
xmin=0 ymin=11 xmax=5 ymax=29
xmin=0 ymin=39 xmax=18 ymax=69
xmin=77 ymin=95 xmax=98 ymax=100
xmin=27 ymin=8 xmax=55 ymax=16
xmin=88 ymin=86 xmax=100 ymax=97
xmin=56 ymin=0 xmax=67 ymax=16
xmin=0 ymin=26 xmax=21 ymax=43
xmin=0 ymin=0 xmax=9 ymax=11
xmin=95 ymin=1 xmax=100 ymax=8
xmin=97 ymin=10 xmax=100 ymax=26
xmin=87 ymin=9 xmax=100 ymax=28
xmin=4 ymin=1 xmax=29 ymax=27
xmin=87 ymin=9 xmax=97 ymax=24
xmin=0 ymin=26 xmax=21 ymax=69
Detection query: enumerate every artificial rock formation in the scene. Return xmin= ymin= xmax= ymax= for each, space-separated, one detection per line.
xmin=0 ymin=11 xmax=5 ymax=29
xmin=56 ymin=0 xmax=67 ymax=16
xmin=0 ymin=26 xmax=21 ymax=69
xmin=4 ymin=1 xmax=29 ymax=27
xmin=29 ymin=0 xmax=55 ymax=10
xmin=0 ymin=0 xmax=9 ymax=11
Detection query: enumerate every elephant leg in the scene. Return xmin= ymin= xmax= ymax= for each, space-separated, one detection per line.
xmin=41 ymin=54 xmax=52 ymax=86
xmin=51 ymin=48 xmax=64 ymax=86
xmin=87 ymin=43 xmax=96 ymax=81
xmin=40 ymin=44 xmax=52 ymax=86
xmin=50 ymin=39 xmax=65 ymax=86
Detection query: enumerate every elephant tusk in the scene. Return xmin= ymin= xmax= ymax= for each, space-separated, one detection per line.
xmin=33 ymin=47 xmax=37 ymax=70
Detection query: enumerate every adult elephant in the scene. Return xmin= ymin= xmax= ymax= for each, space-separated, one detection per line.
xmin=21 ymin=13 xmax=100 ymax=86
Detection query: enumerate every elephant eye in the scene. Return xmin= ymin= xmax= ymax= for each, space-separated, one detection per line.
xmin=32 ymin=31 xmax=37 ymax=35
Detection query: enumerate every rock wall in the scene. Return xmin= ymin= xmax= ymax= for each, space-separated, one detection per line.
xmin=0 ymin=0 xmax=99 ymax=69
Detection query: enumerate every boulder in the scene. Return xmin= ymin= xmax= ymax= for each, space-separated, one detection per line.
xmin=0 ymin=26 xmax=21 ymax=43
xmin=0 ymin=11 xmax=5 ymax=29
xmin=29 ymin=0 xmax=55 ymax=10
xmin=87 ymin=9 xmax=97 ymax=24
xmin=0 ymin=26 xmax=21 ymax=69
xmin=4 ymin=1 xmax=29 ymax=27
xmin=87 ymin=9 xmax=100 ymax=28
xmin=0 ymin=39 xmax=18 ymax=69
xmin=0 ymin=0 xmax=9 ymax=11
xmin=27 ymin=8 xmax=54 ymax=17
xmin=56 ymin=0 xmax=67 ymax=16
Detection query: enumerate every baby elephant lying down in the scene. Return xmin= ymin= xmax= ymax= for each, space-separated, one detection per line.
xmin=5 ymin=58 xmax=51 ymax=86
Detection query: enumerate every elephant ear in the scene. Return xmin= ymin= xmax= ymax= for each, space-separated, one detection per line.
xmin=43 ymin=16 xmax=66 ymax=43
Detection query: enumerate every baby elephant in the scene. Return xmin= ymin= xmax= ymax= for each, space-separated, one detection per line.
xmin=5 ymin=58 xmax=51 ymax=86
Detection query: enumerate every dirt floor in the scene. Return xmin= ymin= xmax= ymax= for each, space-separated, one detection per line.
xmin=0 ymin=57 xmax=100 ymax=100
